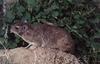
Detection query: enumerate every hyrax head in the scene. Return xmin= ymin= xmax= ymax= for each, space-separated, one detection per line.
xmin=10 ymin=21 xmax=29 ymax=36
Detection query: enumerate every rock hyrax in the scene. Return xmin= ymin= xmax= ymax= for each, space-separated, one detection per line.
xmin=10 ymin=21 xmax=74 ymax=53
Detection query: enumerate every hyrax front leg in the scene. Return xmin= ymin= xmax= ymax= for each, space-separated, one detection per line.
xmin=25 ymin=44 xmax=33 ymax=49
xmin=26 ymin=43 xmax=39 ymax=50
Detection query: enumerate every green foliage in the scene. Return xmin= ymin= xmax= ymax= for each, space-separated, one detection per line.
xmin=0 ymin=0 xmax=100 ymax=64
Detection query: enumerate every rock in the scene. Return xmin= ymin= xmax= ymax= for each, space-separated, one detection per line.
xmin=0 ymin=47 xmax=80 ymax=64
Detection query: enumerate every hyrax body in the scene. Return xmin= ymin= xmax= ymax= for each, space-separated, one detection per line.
xmin=10 ymin=21 xmax=74 ymax=53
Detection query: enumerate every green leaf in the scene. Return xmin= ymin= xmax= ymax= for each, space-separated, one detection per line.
xmin=24 ymin=12 xmax=31 ymax=21
xmin=50 ymin=3 xmax=59 ymax=10
xmin=51 ymin=11 xmax=59 ymax=17
xmin=17 ymin=5 xmax=25 ymax=13
xmin=25 ymin=0 xmax=37 ymax=7
xmin=72 ymin=26 xmax=78 ymax=29
xmin=77 ymin=20 xmax=85 ymax=25
xmin=0 ymin=38 xmax=5 ymax=43
xmin=91 ymin=43 xmax=100 ymax=50
xmin=63 ymin=0 xmax=70 ymax=4
xmin=44 ymin=3 xmax=59 ymax=15
xmin=67 ymin=0 xmax=73 ymax=3
xmin=6 ymin=41 xmax=17 ymax=48
xmin=5 ymin=10 xmax=15 ymax=22
xmin=74 ymin=13 xmax=80 ymax=19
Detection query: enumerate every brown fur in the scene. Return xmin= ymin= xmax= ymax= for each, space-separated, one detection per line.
xmin=10 ymin=21 xmax=74 ymax=53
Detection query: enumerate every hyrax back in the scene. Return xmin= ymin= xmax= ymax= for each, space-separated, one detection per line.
xmin=10 ymin=21 xmax=74 ymax=53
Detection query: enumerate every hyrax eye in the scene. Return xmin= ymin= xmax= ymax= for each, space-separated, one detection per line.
xmin=23 ymin=25 xmax=28 ymax=30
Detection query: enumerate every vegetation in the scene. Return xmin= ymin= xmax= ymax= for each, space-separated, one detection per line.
xmin=0 ymin=0 xmax=100 ymax=64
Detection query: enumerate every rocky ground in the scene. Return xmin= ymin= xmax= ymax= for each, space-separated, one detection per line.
xmin=0 ymin=47 xmax=80 ymax=64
